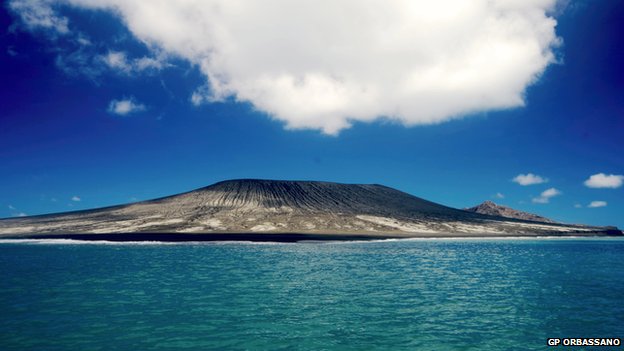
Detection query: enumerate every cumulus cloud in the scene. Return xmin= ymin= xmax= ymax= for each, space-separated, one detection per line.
xmin=583 ymin=173 xmax=624 ymax=189
xmin=9 ymin=0 xmax=561 ymax=134
xmin=588 ymin=201 xmax=607 ymax=208
xmin=71 ymin=196 xmax=81 ymax=202
xmin=513 ymin=173 xmax=548 ymax=186
xmin=107 ymin=97 xmax=146 ymax=116
xmin=532 ymin=187 xmax=561 ymax=204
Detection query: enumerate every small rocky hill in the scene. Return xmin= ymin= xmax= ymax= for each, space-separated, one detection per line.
xmin=465 ymin=201 xmax=554 ymax=223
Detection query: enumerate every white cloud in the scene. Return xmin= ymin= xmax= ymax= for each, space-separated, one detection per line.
xmin=8 ymin=0 xmax=69 ymax=36
xmin=71 ymin=196 xmax=81 ymax=202
xmin=513 ymin=173 xmax=548 ymax=186
xmin=191 ymin=89 xmax=207 ymax=107
xmin=542 ymin=188 xmax=561 ymax=197
xmin=588 ymin=201 xmax=607 ymax=208
xmin=574 ymin=203 xmax=582 ymax=208
xmin=101 ymin=51 xmax=168 ymax=74
xmin=76 ymin=34 xmax=91 ymax=46
xmin=8 ymin=2 xmax=169 ymax=79
xmin=16 ymin=212 xmax=28 ymax=217
xmin=107 ymin=97 xmax=146 ymax=116
xmin=583 ymin=173 xmax=624 ymax=189
xmin=495 ymin=192 xmax=505 ymax=199
xmin=8 ymin=205 xmax=16 ymax=210
xmin=8 ymin=1 xmax=106 ymax=79
xmin=103 ymin=51 xmax=132 ymax=73
xmin=10 ymin=0 xmax=561 ymax=134
xmin=134 ymin=56 xmax=166 ymax=71
xmin=532 ymin=187 xmax=561 ymax=204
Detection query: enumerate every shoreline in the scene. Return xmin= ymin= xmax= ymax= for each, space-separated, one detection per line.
xmin=1 ymin=231 xmax=621 ymax=243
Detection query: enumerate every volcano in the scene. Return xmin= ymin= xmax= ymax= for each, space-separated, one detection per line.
xmin=0 ymin=179 xmax=620 ymax=241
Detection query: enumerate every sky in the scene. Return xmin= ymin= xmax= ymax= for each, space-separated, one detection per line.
xmin=1 ymin=0 xmax=622 ymax=228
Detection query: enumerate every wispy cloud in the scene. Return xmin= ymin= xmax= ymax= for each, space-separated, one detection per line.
xmin=584 ymin=173 xmax=623 ymax=189
xmin=7 ymin=205 xmax=27 ymax=217
xmin=532 ymin=188 xmax=561 ymax=204
xmin=101 ymin=51 xmax=169 ymax=75
xmin=8 ymin=2 xmax=170 ymax=81
xmin=8 ymin=0 xmax=69 ymax=36
xmin=494 ymin=192 xmax=505 ymax=199
xmin=513 ymin=173 xmax=548 ymax=186
xmin=108 ymin=97 xmax=146 ymax=116
xmin=71 ymin=196 xmax=81 ymax=202
xmin=588 ymin=201 xmax=607 ymax=208
xmin=54 ymin=44 xmax=104 ymax=80
xmin=134 ymin=56 xmax=167 ymax=71
xmin=8 ymin=1 xmax=105 ymax=80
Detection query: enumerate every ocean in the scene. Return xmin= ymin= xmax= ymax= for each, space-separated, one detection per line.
xmin=0 ymin=237 xmax=623 ymax=350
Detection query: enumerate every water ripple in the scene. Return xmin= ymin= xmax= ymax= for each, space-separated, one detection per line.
xmin=0 ymin=238 xmax=623 ymax=350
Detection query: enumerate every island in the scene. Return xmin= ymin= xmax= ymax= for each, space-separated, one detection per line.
xmin=0 ymin=179 xmax=621 ymax=241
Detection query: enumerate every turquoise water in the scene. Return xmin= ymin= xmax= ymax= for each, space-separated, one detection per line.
xmin=0 ymin=238 xmax=623 ymax=350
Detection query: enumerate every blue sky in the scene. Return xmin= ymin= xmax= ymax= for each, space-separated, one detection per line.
xmin=1 ymin=1 xmax=622 ymax=228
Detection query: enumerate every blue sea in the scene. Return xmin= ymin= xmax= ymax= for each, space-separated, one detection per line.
xmin=0 ymin=237 xmax=623 ymax=350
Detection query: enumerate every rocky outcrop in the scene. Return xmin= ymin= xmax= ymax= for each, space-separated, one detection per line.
xmin=465 ymin=201 xmax=554 ymax=223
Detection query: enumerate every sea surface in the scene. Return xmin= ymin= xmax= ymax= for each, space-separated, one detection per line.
xmin=0 ymin=237 xmax=623 ymax=351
